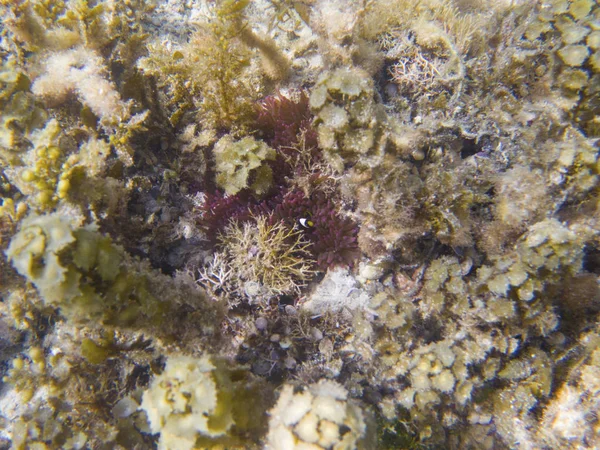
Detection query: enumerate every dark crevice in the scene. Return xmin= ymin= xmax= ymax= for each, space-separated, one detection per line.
xmin=583 ymin=244 xmax=600 ymax=274
xmin=460 ymin=137 xmax=480 ymax=159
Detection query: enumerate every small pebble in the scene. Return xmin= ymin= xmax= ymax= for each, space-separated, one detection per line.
xmin=319 ymin=338 xmax=334 ymax=358
xmin=113 ymin=396 xmax=139 ymax=419
xmin=284 ymin=356 xmax=297 ymax=369
xmin=279 ymin=337 xmax=292 ymax=349
xmin=411 ymin=149 xmax=425 ymax=161
xmin=310 ymin=327 xmax=324 ymax=341
xmin=255 ymin=317 xmax=268 ymax=331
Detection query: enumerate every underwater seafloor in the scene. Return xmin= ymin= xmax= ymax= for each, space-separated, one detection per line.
xmin=0 ymin=0 xmax=599 ymax=448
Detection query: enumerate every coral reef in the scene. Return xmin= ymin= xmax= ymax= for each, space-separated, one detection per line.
xmin=1 ymin=0 xmax=600 ymax=449
xmin=266 ymin=380 xmax=368 ymax=450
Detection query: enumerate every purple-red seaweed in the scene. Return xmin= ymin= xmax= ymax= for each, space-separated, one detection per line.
xmin=255 ymin=91 xmax=317 ymax=152
xmin=197 ymin=93 xmax=359 ymax=269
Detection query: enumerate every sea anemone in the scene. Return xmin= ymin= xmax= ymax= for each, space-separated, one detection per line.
xmin=275 ymin=190 xmax=360 ymax=269
xmin=199 ymin=189 xmax=359 ymax=270
xmin=199 ymin=95 xmax=358 ymax=268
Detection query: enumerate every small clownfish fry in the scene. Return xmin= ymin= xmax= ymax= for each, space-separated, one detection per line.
xmin=298 ymin=218 xmax=314 ymax=229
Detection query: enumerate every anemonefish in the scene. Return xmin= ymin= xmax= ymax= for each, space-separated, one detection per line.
xmin=298 ymin=218 xmax=314 ymax=229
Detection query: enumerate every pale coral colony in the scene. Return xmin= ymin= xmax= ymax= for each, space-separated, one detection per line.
xmin=1 ymin=0 xmax=600 ymax=449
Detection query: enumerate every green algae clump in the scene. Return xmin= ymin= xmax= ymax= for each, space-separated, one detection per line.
xmin=213 ymin=134 xmax=276 ymax=196
xmin=3 ymin=211 xmax=166 ymax=325
xmin=140 ymin=354 xmax=244 ymax=450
